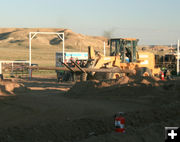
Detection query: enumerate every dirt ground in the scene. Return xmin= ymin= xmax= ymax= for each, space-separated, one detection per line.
xmin=0 ymin=75 xmax=180 ymax=142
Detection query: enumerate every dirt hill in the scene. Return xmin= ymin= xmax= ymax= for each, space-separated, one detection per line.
xmin=0 ymin=28 xmax=107 ymax=52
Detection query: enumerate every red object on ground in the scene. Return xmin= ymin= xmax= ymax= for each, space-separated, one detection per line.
xmin=115 ymin=116 xmax=125 ymax=133
xmin=161 ymin=72 xmax=164 ymax=80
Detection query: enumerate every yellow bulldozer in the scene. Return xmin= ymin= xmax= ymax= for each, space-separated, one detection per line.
xmin=79 ymin=38 xmax=161 ymax=81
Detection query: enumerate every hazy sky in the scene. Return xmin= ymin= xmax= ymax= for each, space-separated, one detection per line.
xmin=0 ymin=0 xmax=180 ymax=45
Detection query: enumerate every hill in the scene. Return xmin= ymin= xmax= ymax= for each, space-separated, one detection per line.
xmin=0 ymin=28 xmax=107 ymax=50
xmin=0 ymin=28 xmax=108 ymax=66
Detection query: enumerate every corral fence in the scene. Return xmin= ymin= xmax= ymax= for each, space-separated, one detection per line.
xmin=0 ymin=61 xmax=29 ymax=78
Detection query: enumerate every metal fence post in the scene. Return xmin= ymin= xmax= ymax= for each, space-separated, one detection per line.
xmin=177 ymin=40 xmax=179 ymax=76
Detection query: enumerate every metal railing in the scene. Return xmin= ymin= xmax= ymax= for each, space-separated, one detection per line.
xmin=0 ymin=61 xmax=30 ymax=77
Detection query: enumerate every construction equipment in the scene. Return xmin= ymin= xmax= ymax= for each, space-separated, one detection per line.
xmin=30 ymin=38 xmax=161 ymax=81
xmin=80 ymin=38 xmax=161 ymax=81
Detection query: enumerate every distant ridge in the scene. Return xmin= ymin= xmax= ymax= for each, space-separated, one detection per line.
xmin=0 ymin=28 xmax=107 ymax=51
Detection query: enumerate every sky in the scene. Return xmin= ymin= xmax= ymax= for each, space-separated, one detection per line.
xmin=0 ymin=0 xmax=180 ymax=45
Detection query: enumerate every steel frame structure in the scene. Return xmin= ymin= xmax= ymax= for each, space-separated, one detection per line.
xmin=29 ymin=32 xmax=65 ymax=64
xmin=29 ymin=32 xmax=65 ymax=78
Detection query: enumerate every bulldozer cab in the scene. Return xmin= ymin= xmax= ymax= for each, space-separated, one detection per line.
xmin=108 ymin=38 xmax=139 ymax=63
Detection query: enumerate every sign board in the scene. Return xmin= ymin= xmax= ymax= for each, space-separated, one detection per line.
xmin=56 ymin=52 xmax=88 ymax=67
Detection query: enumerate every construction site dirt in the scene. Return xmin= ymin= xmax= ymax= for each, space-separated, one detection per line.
xmin=0 ymin=75 xmax=180 ymax=142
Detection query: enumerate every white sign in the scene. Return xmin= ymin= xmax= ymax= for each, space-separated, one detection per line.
xmin=56 ymin=52 xmax=88 ymax=67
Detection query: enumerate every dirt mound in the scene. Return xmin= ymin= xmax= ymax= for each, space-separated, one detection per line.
xmin=67 ymin=76 xmax=180 ymax=104
xmin=67 ymin=76 xmax=162 ymax=97
xmin=0 ymin=79 xmax=28 ymax=96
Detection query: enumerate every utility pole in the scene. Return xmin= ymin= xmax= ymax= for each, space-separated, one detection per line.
xmin=177 ymin=40 xmax=179 ymax=76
